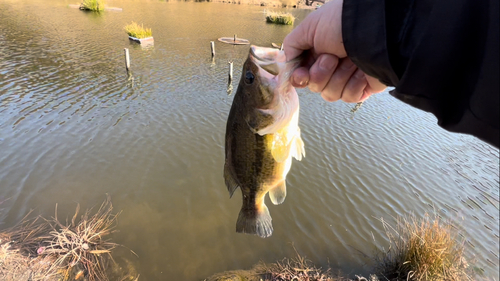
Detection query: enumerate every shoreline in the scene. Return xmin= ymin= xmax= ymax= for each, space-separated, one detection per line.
xmin=207 ymin=0 xmax=321 ymax=10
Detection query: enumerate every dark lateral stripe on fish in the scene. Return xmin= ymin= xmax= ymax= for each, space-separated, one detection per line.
xmin=251 ymin=133 xmax=265 ymax=185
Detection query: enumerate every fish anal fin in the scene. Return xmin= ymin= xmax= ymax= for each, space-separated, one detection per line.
xmin=269 ymin=181 xmax=286 ymax=205
xmin=236 ymin=202 xmax=273 ymax=238
xmin=224 ymin=161 xmax=239 ymax=198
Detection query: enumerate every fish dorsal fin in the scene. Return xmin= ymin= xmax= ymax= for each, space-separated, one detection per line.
xmin=269 ymin=181 xmax=286 ymax=205
xmin=223 ymin=160 xmax=240 ymax=198
xmin=291 ymin=127 xmax=305 ymax=161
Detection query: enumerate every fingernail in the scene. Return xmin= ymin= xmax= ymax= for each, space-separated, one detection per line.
xmin=294 ymin=76 xmax=308 ymax=86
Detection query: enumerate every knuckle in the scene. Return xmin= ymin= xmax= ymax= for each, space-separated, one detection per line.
xmin=321 ymin=90 xmax=339 ymax=102
xmin=342 ymin=92 xmax=361 ymax=103
xmin=308 ymin=82 xmax=321 ymax=93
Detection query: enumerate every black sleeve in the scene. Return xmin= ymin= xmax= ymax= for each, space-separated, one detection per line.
xmin=342 ymin=0 xmax=499 ymax=148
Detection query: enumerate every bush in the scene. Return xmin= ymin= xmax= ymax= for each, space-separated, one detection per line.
xmin=124 ymin=22 xmax=153 ymax=39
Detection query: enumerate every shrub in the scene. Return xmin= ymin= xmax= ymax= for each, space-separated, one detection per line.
xmin=124 ymin=22 xmax=153 ymax=39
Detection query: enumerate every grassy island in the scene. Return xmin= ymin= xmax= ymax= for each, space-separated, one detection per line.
xmin=124 ymin=22 xmax=153 ymax=39
xmin=80 ymin=0 xmax=105 ymax=12
xmin=265 ymin=11 xmax=295 ymax=25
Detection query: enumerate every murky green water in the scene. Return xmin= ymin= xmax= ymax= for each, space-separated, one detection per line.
xmin=0 ymin=0 xmax=498 ymax=279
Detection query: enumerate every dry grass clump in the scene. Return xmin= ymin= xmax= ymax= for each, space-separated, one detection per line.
xmin=256 ymin=251 xmax=352 ymax=281
xmin=374 ymin=214 xmax=471 ymax=281
xmin=124 ymin=22 xmax=153 ymax=39
xmin=204 ymin=249 xmax=368 ymax=281
xmin=0 ymin=215 xmax=59 ymax=280
xmin=265 ymin=11 xmax=295 ymax=25
xmin=80 ymin=0 xmax=105 ymax=11
xmin=42 ymin=196 xmax=121 ymax=281
xmin=0 ymin=196 xmax=132 ymax=281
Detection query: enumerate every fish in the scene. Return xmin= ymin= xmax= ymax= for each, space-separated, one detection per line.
xmin=224 ymin=45 xmax=305 ymax=238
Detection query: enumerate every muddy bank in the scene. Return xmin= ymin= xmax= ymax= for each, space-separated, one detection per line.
xmin=204 ymin=256 xmax=378 ymax=281
xmin=205 ymin=214 xmax=475 ymax=281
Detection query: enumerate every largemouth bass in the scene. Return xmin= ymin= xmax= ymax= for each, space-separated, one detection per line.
xmin=224 ymin=45 xmax=305 ymax=238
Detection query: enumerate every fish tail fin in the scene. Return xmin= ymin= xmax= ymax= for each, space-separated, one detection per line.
xmin=236 ymin=201 xmax=273 ymax=238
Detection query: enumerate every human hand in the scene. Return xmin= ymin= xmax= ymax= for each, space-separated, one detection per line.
xmin=283 ymin=0 xmax=387 ymax=103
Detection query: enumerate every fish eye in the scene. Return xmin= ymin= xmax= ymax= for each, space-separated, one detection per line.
xmin=245 ymin=71 xmax=255 ymax=85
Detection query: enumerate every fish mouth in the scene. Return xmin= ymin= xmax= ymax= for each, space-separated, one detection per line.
xmin=249 ymin=45 xmax=282 ymax=77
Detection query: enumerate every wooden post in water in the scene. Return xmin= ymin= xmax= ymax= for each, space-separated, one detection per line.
xmin=210 ymin=41 xmax=215 ymax=57
xmin=228 ymin=61 xmax=233 ymax=82
xmin=124 ymin=48 xmax=130 ymax=71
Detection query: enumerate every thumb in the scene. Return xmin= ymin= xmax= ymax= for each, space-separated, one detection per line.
xmin=365 ymin=75 xmax=387 ymax=93
xmin=283 ymin=16 xmax=317 ymax=61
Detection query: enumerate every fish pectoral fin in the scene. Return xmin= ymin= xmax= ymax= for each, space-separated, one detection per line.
xmin=291 ymin=127 xmax=305 ymax=161
xmin=271 ymin=130 xmax=293 ymax=163
xmin=224 ymin=161 xmax=240 ymax=198
xmin=269 ymin=181 xmax=286 ymax=205
xmin=236 ymin=202 xmax=273 ymax=238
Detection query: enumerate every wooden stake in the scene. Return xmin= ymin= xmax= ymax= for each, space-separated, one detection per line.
xmin=124 ymin=48 xmax=130 ymax=71
xmin=228 ymin=61 xmax=233 ymax=82
xmin=210 ymin=41 xmax=215 ymax=57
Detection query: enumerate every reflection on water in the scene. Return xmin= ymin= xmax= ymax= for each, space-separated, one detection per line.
xmin=0 ymin=0 xmax=498 ymax=280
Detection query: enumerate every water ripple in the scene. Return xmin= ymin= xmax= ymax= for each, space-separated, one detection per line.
xmin=0 ymin=1 xmax=498 ymax=280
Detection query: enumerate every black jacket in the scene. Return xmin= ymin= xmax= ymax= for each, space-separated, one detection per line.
xmin=342 ymin=0 xmax=499 ymax=148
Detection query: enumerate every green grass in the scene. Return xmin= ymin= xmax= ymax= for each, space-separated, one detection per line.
xmin=124 ymin=22 xmax=153 ymax=39
xmin=374 ymin=214 xmax=471 ymax=280
xmin=265 ymin=11 xmax=295 ymax=25
xmin=80 ymin=0 xmax=105 ymax=12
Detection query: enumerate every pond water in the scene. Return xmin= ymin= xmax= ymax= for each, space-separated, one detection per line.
xmin=0 ymin=0 xmax=498 ymax=280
